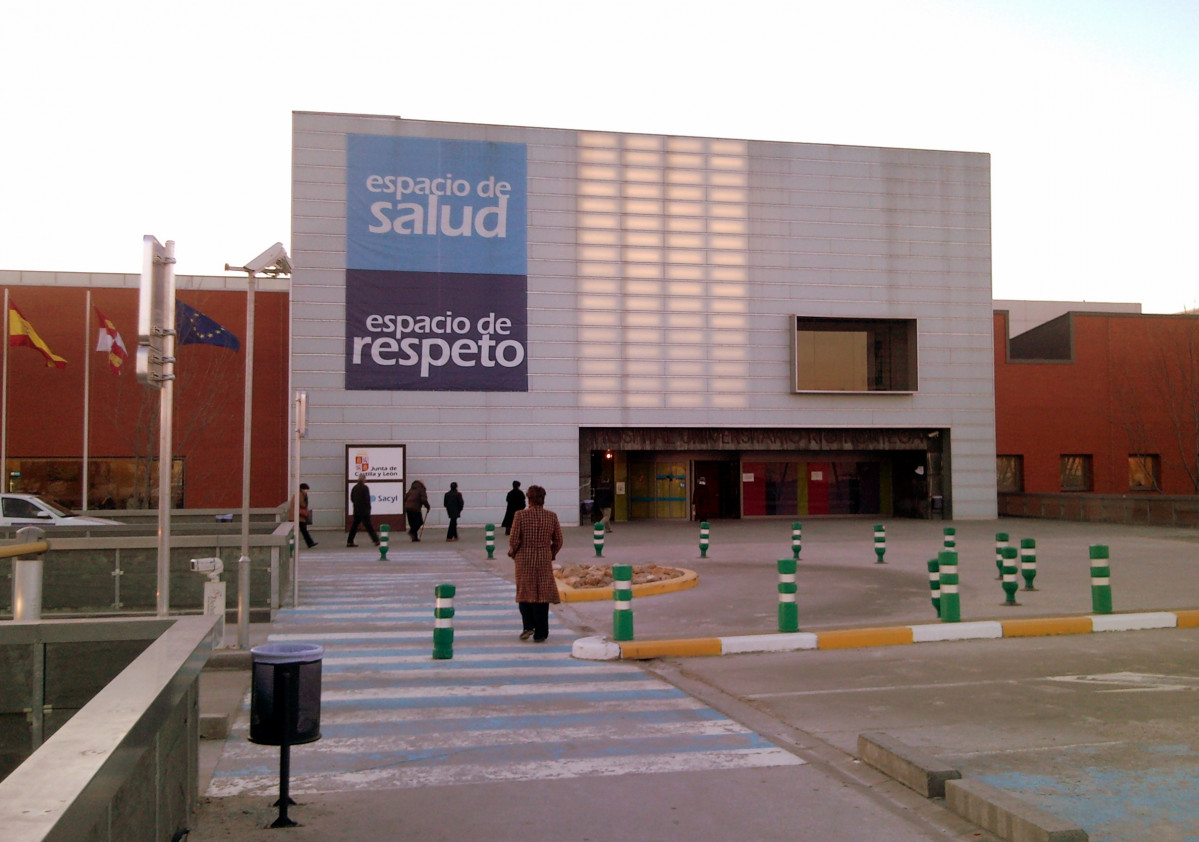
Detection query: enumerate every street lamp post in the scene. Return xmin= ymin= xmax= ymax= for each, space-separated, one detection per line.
xmin=225 ymin=244 xmax=291 ymax=648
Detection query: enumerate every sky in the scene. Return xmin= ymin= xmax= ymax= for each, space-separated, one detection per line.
xmin=3 ymin=0 xmax=1196 ymax=313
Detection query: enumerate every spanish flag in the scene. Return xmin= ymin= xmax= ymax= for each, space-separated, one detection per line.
xmin=9 ymin=302 xmax=67 ymax=369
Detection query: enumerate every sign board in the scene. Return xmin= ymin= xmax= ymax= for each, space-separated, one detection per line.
xmin=344 ymin=135 xmax=529 ymax=392
xmin=136 ymin=235 xmax=175 ymax=389
xmin=345 ymin=444 xmax=407 ymax=516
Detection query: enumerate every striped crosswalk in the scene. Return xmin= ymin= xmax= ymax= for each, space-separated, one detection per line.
xmin=206 ymin=551 xmax=801 ymax=797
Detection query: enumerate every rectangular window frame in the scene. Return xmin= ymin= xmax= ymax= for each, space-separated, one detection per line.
xmin=996 ymin=455 xmax=1023 ymax=493
xmin=1060 ymin=454 xmax=1093 ymax=492
xmin=1128 ymin=454 xmax=1160 ymax=492
xmin=3 ymin=457 xmax=185 ymax=509
xmin=792 ymin=316 xmax=918 ymax=393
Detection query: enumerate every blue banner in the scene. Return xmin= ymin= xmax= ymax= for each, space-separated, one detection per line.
xmin=347 ymin=135 xmax=526 ymax=275
xmin=345 ymin=135 xmax=528 ymax=391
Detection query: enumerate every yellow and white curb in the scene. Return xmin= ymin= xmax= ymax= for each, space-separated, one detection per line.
xmin=572 ymin=609 xmax=1199 ymax=660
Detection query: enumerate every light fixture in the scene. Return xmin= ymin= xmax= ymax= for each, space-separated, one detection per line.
xmin=225 ymin=241 xmax=292 ymax=277
xmin=225 ymin=242 xmax=291 ymax=649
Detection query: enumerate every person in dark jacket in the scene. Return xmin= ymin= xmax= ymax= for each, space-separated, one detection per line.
xmin=507 ymin=484 xmax=562 ymax=642
xmin=501 ymin=480 xmax=525 ymax=535
xmin=403 ymin=480 xmax=431 ymax=542
xmin=347 ymin=474 xmax=379 ymax=547
xmin=443 ymin=482 xmax=464 ymax=541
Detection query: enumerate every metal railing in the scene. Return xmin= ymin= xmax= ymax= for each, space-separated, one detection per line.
xmin=0 ymin=614 xmax=219 ymax=841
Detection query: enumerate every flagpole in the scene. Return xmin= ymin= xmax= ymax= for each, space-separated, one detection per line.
xmin=1 ymin=288 xmax=8 ymax=491
xmin=83 ymin=290 xmax=91 ymax=510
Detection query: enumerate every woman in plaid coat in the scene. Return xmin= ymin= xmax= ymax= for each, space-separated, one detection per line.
xmin=507 ymin=484 xmax=563 ymax=642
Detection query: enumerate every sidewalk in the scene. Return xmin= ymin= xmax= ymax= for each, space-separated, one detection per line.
xmin=192 ymin=517 xmax=1198 ymax=840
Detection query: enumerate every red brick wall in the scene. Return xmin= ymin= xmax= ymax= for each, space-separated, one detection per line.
xmin=995 ymin=311 xmax=1199 ymax=495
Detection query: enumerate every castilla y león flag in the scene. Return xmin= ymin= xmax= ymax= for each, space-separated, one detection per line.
xmin=94 ymin=307 xmax=128 ymax=373
xmin=8 ymin=302 xmax=67 ymax=369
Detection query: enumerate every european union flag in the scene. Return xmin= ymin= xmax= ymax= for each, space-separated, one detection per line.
xmin=176 ymin=300 xmax=240 ymax=351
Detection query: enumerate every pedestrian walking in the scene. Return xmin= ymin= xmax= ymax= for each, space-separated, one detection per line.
xmin=594 ymin=481 xmax=614 ymax=532
xmin=404 ymin=480 xmax=431 ymax=542
xmin=507 ymin=484 xmax=562 ymax=642
xmin=347 ymin=473 xmax=380 ymax=547
xmin=288 ymin=482 xmax=316 ymax=548
xmin=443 ymin=482 xmax=464 ymax=541
xmin=501 ymin=480 xmax=525 ymax=535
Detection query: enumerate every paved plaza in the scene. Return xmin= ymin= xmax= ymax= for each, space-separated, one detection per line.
xmin=193 ymin=517 xmax=1199 ymax=841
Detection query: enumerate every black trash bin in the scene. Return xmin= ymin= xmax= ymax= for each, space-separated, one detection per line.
xmin=249 ymin=642 xmax=323 ymax=746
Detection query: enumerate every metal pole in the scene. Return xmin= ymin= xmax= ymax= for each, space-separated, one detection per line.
xmin=238 ymin=272 xmax=256 ymax=648
xmin=82 ymin=290 xmax=91 ymax=510
xmin=156 ymin=241 xmax=176 ymax=618
xmin=270 ymin=667 xmax=297 ymax=828
xmin=13 ymin=558 xmax=43 ymax=621
xmin=292 ymin=392 xmax=303 ymax=608
xmin=11 ymin=529 xmax=47 ymax=622
xmin=2 ymin=288 xmax=9 ymax=492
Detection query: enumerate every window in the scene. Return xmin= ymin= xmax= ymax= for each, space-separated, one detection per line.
xmin=1128 ymin=454 xmax=1160 ymax=491
xmin=3 ymin=458 xmax=184 ymax=509
xmin=793 ymin=317 xmax=917 ymax=392
xmin=1060 ymin=455 xmax=1092 ymax=492
xmin=996 ymin=456 xmax=1023 ymax=493
xmin=2 ymin=497 xmax=42 ymax=519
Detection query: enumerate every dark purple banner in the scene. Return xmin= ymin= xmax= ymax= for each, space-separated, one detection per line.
xmin=345 ymin=269 xmax=528 ymax=391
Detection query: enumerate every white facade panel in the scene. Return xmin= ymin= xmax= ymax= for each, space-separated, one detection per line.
xmin=291 ymin=112 xmax=996 ymax=524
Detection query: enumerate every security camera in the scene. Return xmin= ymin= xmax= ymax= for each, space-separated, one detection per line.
xmin=189 ymin=557 xmax=224 ymax=580
xmin=242 ymin=242 xmax=292 ymax=275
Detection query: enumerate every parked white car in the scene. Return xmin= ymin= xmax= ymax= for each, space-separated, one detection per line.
xmin=0 ymin=494 xmax=121 ymax=527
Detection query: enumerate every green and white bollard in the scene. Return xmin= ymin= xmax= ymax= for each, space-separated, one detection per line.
xmin=777 ymin=558 xmax=798 ymax=632
xmin=289 ymin=529 xmax=295 ymax=559
xmin=927 ymin=557 xmax=941 ymax=616
xmin=938 ymin=549 xmax=960 ymax=623
xmin=433 ymin=583 xmax=455 ymax=660
xmin=994 ymin=532 xmax=1009 ymax=579
xmin=943 ymin=526 xmax=956 ymax=550
xmin=593 ymin=521 xmax=605 ymax=557
xmin=1090 ymin=545 xmax=1113 ymax=614
xmin=612 ymin=564 xmax=634 ymax=641
xmin=1001 ymin=546 xmax=1020 ymax=606
xmin=379 ymin=524 xmax=390 ymax=560
xmin=1020 ymin=538 xmax=1037 ymax=590
xmin=699 ymin=522 xmax=710 ymax=558
xmin=485 ymin=524 xmax=496 ymax=559
xmin=873 ymin=524 xmax=886 ymax=564
xmin=791 ymin=522 xmax=802 ymax=560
